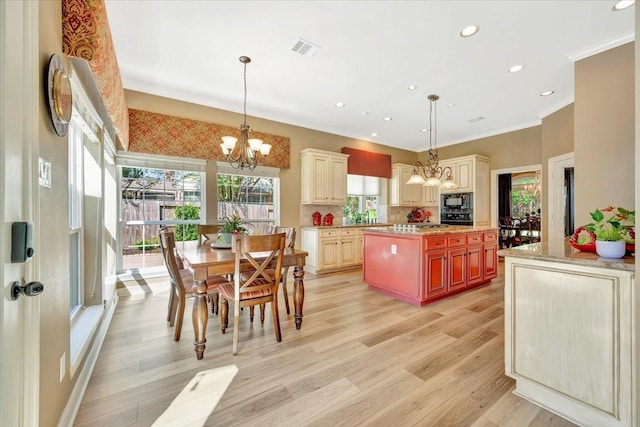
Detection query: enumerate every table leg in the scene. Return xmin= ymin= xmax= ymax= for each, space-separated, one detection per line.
xmin=192 ymin=280 xmax=209 ymax=360
xmin=293 ymin=265 xmax=305 ymax=330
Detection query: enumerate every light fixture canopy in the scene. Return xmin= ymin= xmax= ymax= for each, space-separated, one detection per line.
xmin=220 ymin=55 xmax=269 ymax=170
xmin=406 ymin=94 xmax=458 ymax=189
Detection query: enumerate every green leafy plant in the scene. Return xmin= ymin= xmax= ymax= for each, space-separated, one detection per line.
xmin=174 ymin=205 xmax=200 ymax=241
xmin=220 ymin=214 xmax=251 ymax=234
xmin=586 ymin=206 xmax=635 ymax=242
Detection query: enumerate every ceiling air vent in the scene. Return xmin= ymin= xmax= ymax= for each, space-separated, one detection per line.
xmin=291 ymin=38 xmax=321 ymax=56
xmin=468 ymin=116 xmax=485 ymax=123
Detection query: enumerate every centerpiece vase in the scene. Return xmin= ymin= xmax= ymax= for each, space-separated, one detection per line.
xmin=595 ymin=240 xmax=626 ymax=259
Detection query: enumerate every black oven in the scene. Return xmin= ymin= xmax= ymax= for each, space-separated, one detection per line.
xmin=440 ymin=192 xmax=473 ymax=225
xmin=440 ymin=213 xmax=473 ymax=226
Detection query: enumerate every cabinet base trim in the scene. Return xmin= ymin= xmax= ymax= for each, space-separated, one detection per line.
xmin=511 ymin=376 xmax=628 ymax=427
xmin=368 ymin=280 xmax=492 ymax=306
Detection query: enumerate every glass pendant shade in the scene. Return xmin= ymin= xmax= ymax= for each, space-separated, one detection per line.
xmin=406 ymin=174 xmax=426 ymax=185
xmin=441 ymin=174 xmax=459 ymax=190
xmin=424 ymin=176 xmax=442 ymax=186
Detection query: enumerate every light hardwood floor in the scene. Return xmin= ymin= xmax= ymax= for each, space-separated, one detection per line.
xmin=75 ymin=262 xmax=577 ymax=426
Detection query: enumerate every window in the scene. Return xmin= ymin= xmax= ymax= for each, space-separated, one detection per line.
xmin=68 ymin=120 xmax=83 ymax=315
xmin=118 ymin=153 xmax=205 ymax=272
xmin=344 ymin=174 xmax=380 ymax=224
xmin=217 ymin=171 xmax=278 ymax=233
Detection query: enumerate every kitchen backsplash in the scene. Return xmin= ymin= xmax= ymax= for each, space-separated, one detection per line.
xmin=300 ymin=204 xmax=438 ymax=226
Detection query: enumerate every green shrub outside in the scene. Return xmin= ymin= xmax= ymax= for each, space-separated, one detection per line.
xmin=174 ymin=205 xmax=200 ymax=241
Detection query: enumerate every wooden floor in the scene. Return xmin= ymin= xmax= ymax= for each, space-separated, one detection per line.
xmin=75 ymin=262 xmax=577 ymax=426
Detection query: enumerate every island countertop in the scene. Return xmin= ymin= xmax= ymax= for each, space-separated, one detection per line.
xmin=362 ymin=225 xmax=497 ymax=235
xmin=498 ymin=238 xmax=634 ymax=272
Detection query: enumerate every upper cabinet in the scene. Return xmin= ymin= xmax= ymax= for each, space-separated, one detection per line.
xmin=390 ymin=163 xmax=423 ymax=206
xmin=301 ymin=148 xmax=349 ymax=205
xmin=439 ymin=155 xmax=491 ymax=226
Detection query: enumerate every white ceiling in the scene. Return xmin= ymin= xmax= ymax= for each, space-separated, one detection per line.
xmin=104 ymin=0 xmax=634 ymax=152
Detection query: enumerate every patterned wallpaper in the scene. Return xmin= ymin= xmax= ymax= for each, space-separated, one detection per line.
xmin=62 ymin=0 xmax=130 ymax=149
xmin=128 ymin=109 xmax=291 ymax=169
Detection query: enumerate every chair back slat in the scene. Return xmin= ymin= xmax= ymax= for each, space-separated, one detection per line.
xmin=232 ymin=233 xmax=286 ymax=291
xmin=198 ymin=224 xmax=222 ymax=246
xmin=160 ymin=229 xmax=186 ymax=299
xmin=273 ymin=226 xmax=296 ymax=249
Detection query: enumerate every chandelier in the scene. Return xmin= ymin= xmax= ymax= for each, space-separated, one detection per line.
xmin=406 ymin=94 xmax=458 ymax=189
xmin=524 ymin=170 xmax=541 ymax=198
xmin=220 ymin=56 xmax=271 ymax=170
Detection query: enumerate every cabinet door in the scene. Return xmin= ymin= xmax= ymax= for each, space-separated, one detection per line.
xmin=484 ymin=244 xmax=498 ymax=280
xmin=467 ymin=245 xmax=484 ymax=286
xmin=424 ymin=249 xmax=447 ymax=299
xmin=448 ymin=247 xmax=467 ymax=290
xmin=311 ymin=155 xmax=330 ymax=203
xmin=319 ymin=238 xmax=339 ymax=269
xmin=340 ymin=236 xmax=358 ymax=266
xmin=422 ymin=184 xmax=440 ymax=206
xmin=329 ymin=156 xmax=347 ymax=203
xmin=456 ymin=158 xmax=473 ymax=192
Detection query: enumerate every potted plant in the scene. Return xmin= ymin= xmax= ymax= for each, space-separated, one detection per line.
xmin=585 ymin=206 xmax=634 ymax=258
xmin=216 ymin=215 xmax=251 ymax=246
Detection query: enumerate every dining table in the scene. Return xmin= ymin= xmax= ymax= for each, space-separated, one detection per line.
xmin=179 ymin=241 xmax=309 ymax=360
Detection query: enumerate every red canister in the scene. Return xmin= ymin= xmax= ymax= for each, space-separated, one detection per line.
xmin=323 ymin=213 xmax=334 ymax=226
xmin=312 ymin=211 xmax=322 ymax=226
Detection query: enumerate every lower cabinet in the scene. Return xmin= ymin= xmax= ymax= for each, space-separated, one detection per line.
xmin=302 ymin=227 xmax=365 ymax=274
xmin=422 ymin=230 xmax=498 ymax=303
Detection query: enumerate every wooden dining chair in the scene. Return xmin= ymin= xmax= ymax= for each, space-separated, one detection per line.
xmin=198 ymin=224 xmax=222 ymax=246
xmin=218 ymin=232 xmax=286 ymax=355
xmin=160 ymin=229 xmax=229 ymax=341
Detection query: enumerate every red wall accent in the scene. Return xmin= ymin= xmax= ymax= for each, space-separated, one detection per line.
xmin=341 ymin=147 xmax=391 ymax=178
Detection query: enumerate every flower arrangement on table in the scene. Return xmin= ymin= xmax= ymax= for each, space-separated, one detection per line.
xmin=570 ymin=206 xmax=635 ymax=254
xmin=220 ymin=214 xmax=251 ymax=234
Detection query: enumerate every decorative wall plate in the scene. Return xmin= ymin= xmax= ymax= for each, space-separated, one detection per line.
xmin=45 ymin=54 xmax=72 ymax=136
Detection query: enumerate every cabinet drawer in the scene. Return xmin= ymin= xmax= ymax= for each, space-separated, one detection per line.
xmin=425 ymin=236 xmax=447 ymax=250
xmin=448 ymin=235 xmax=466 ymax=247
xmin=340 ymin=229 xmax=360 ymax=237
xmin=484 ymin=231 xmax=497 ymax=243
xmin=467 ymin=233 xmax=483 ymax=245
xmin=320 ymin=229 xmax=340 ymax=238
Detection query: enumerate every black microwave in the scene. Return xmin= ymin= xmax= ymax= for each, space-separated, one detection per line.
xmin=442 ymin=192 xmax=473 ymax=209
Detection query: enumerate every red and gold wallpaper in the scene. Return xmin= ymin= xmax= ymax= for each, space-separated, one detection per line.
xmin=128 ymin=109 xmax=291 ymax=169
xmin=62 ymin=0 xmax=130 ymax=149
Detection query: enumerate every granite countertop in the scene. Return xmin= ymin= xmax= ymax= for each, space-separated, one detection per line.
xmin=498 ymin=238 xmax=635 ymax=272
xmin=361 ymin=225 xmax=497 ymax=235
xmin=301 ymin=223 xmax=392 ymax=229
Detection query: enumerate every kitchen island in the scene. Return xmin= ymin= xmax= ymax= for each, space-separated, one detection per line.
xmin=362 ymin=225 xmax=498 ymax=306
xmin=499 ymin=240 xmax=636 ymax=427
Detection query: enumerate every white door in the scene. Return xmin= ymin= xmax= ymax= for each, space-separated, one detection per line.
xmin=0 ymin=1 xmax=40 ymax=425
xmin=548 ymin=152 xmax=575 ymax=240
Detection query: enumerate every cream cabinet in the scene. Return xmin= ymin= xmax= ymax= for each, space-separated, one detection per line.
xmin=301 ymin=148 xmax=349 ymax=205
xmin=504 ymin=255 xmax=636 ymax=427
xmin=421 ymin=185 xmax=440 ymax=206
xmin=390 ymin=163 xmax=423 ymax=206
xmin=301 ymin=227 xmax=364 ymax=274
xmin=439 ymin=155 xmax=490 ymax=227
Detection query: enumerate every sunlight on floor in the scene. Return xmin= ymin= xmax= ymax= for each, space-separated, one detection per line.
xmin=152 ymin=365 xmax=239 ymax=426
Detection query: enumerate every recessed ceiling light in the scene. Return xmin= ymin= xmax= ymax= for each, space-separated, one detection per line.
xmin=540 ymin=90 xmax=555 ymax=96
xmin=460 ymin=25 xmax=479 ymax=38
xmin=613 ymin=0 xmax=634 ymax=11
xmin=420 ymin=128 xmax=428 ymax=133
xmin=508 ymin=64 xmax=524 ymax=73
xmin=408 ymin=85 xmax=418 ymax=90
xmin=335 ymin=102 xmax=345 ymax=108
xmin=383 ymin=117 xmax=392 ymax=121
xmin=371 ymin=132 xmax=378 ymax=137
xmin=447 ymin=103 xmax=456 ymax=108
xmin=361 ymin=111 xmax=369 ymax=115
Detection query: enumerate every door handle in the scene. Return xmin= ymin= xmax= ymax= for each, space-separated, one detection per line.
xmin=11 ymin=279 xmax=44 ymax=300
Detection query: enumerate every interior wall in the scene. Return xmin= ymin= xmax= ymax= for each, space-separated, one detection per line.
xmin=124 ymin=89 xmax=418 ymax=232
xmin=430 ymin=125 xmax=542 ymax=171
xmin=574 ymin=42 xmax=635 ymax=226
xmin=540 ymin=103 xmax=574 ymax=240
xmin=38 ymin=0 xmax=74 ymax=425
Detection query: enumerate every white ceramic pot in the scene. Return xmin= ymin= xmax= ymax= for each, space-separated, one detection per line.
xmin=595 ymin=240 xmax=626 ymax=259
